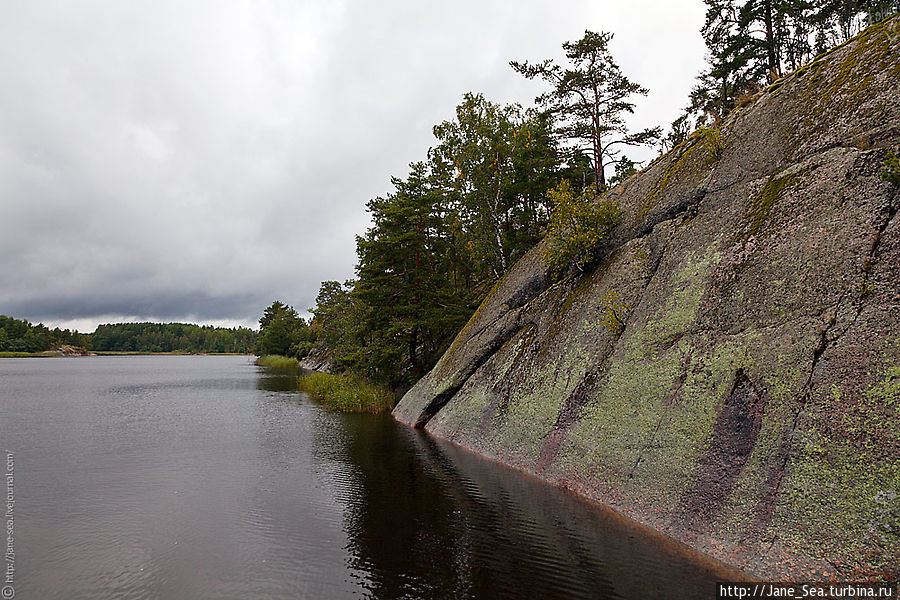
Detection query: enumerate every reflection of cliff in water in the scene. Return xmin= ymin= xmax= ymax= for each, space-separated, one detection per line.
xmin=254 ymin=366 xmax=300 ymax=393
xmin=319 ymin=413 xmax=740 ymax=600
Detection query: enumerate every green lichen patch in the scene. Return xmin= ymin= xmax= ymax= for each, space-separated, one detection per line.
xmin=744 ymin=173 xmax=799 ymax=239
xmin=548 ymin=249 xmax=724 ymax=492
xmin=637 ymin=138 xmax=714 ymax=221
xmin=706 ymin=337 xmax=821 ymax=540
xmin=772 ymin=359 xmax=900 ymax=578
xmin=739 ymin=161 xmax=818 ymax=243
xmin=625 ymin=248 xmax=720 ymax=359
xmin=430 ymin=235 xmax=658 ymax=463
xmin=558 ymin=331 xmax=765 ymax=518
xmin=630 ymin=243 xmax=654 ymax=279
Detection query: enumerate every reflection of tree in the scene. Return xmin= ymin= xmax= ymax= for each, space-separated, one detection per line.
xmin=315 ymin=414 xmax=473 ymax=598
xmin=314 ymin=412 xmax=733 ymax=600
xmin=254 ymin=368 xmax=300 ymax=393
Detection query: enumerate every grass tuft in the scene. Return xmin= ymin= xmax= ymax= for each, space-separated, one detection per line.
xmin=254 ymin=354 xmax=299 ymax=368
xmin=298 ymin=372 xmax=396 ymax=413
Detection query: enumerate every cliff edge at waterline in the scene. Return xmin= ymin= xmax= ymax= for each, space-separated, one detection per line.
xmin=394 ymin=17 xmax=900 ymax=580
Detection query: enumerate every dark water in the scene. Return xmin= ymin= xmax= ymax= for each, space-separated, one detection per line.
xmin=0 ymin=356 xmax=736 ymax=599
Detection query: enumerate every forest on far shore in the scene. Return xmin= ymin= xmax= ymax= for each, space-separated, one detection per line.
xmin=0 ymin=316 xmax=256 ymax=354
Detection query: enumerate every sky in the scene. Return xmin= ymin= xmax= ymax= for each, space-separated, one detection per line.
xmin=0 ymin=0 xmax=707 ymax=332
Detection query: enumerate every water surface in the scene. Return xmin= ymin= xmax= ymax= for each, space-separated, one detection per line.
xmin=0 ymin=356 xmax=736 ymax=599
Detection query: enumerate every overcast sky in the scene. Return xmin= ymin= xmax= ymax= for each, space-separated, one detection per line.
xmin=0 ymin=0 xmax=707 ymax=332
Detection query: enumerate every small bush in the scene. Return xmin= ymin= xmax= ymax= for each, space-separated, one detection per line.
xmin=598 ymin=290 xmax=631 ymax=337
xmin=857 ymin=278 xmax=875 ymax=299
xmin=298 ymin=372 xmax=396 ymax=413
xmin=255 ymin=354 xmax=299 ymax=368
xmin=881 ymin=150 xmax=900 ymax=186
xmin=698 ymin=124 xmax=726 ymax=160
xmin=542 ymin=180 xmax=623 ymax=274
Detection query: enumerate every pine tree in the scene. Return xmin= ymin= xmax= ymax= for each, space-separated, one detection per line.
xmin=511 ymin=30 xmax=660 ymax=193
xmin=355 ymin=163 xmax=466 ymax=384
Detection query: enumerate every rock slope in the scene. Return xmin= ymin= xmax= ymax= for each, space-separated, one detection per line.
xmin=394 ymin=17 xmax=900 ymax=580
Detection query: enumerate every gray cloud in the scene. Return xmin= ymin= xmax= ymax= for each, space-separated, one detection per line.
xmin=0 ymin=0 xmax=706 ymax=331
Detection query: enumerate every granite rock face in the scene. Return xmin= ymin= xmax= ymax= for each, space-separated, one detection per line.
xmin=394 ymin=17 xmax=900 ymax=580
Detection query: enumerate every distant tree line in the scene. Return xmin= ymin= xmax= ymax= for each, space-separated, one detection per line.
xmin=0 ymin=315 xmax=257 ymax=354
xmin=91 ymin=323 xmax=256 ymax=353
xmin=0 ymin=315 xmax=91 ymax=353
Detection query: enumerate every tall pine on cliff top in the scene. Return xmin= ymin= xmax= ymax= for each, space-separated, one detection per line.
xmin=511 ymin=30 xmax=660 ymax=193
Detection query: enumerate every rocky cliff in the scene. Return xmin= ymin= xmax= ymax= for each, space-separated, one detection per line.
xmin=394 ymin=17 xmax=900 ymax=580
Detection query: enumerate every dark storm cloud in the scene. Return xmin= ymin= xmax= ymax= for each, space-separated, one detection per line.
xmin=0 ymin=0 xmax=706 ymax=331
xmin=5 ymin=291 xmax=257 ymax=324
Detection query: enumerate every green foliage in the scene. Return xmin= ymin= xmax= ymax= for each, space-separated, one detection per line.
xmin=354 ymin=163 xmax=472 ymax=385
xmin=867 ymin=2 xmax=900 ymax=26
xmin=430 ymin=93 xmax=559 ymax=279
xmin=298 ymin=372 xmax=396 ymax=413
xmin=511 ymin=30 xmax=661 ymax=192
xmin=698 ymin=124 xmax=726 ymax=160
xmin=881 ymin=149 xmax=900 ymax=186
xmin=254 ymin=301 xmax=312 ymax=358
xmin=0 ymin=315 xmax=91 ymax=353
xmin=541 ymin=180 xmax=624 ymax=274
xmin=684 ymin=1 xmax=898 ymax=127
xmin=308 ymin=280 xmax=362 ymax=367
xmin=91 ymin=322 xmax=255 ymax=354
xmin=289 ymin=91 xmax=561 ymax=389
xmin=608 ymin=158 xmax=639 ymax=187
xmin=598 ymin=290 xmax=632 ymax=336
xmin=254 ymin=354 xmax=299 ymax=368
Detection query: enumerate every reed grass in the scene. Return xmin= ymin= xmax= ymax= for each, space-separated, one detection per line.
xmin=254 ymin=354 xmax=299 ymax=368
xmin=298 ymin=372 xmax=396 ymax=413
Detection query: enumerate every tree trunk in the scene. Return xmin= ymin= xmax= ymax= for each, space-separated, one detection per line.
xmin=593 ymin=142 xmax=606 ymax=193
xmin=763 ymin=0 xmax=781 ymax=78
xmin=409 ymin=325 xmax=419 ymax=374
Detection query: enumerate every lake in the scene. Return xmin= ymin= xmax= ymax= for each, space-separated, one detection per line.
xmin=0 ymin=355 xmax=738 ymax=599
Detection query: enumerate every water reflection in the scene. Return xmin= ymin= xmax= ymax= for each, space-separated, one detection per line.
xmin=254 ymin=365 xmax=300 ymax=393
xmin=316 ymin=412 xmax=736 ymax=600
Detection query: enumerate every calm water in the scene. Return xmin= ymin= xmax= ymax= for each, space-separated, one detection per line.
xmin=0 ymin=356 xmax=736 ymax=599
